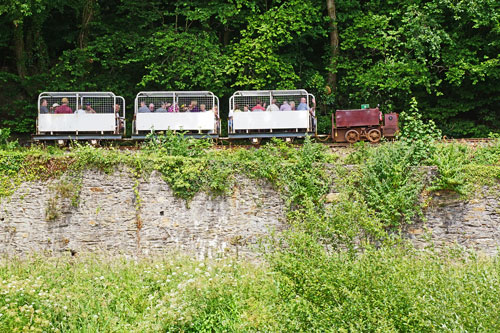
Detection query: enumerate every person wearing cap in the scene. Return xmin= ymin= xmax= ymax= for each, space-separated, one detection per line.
xmin=85 ymin=102 xmax=96 ymax=114
xmin=50 ymin=103 xmax=60 ymax=113
xmin=55 ymin=97 xmax=73 ymax=114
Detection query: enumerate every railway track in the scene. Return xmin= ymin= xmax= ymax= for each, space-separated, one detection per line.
xmin=26 ymin=136 xmax=497 ymax=150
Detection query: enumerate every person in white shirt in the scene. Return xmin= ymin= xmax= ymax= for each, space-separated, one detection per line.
xmin=266 ymin=98 xmax=280 ymax=112
xmin=75 ymin=104 xmax=86 ymax=114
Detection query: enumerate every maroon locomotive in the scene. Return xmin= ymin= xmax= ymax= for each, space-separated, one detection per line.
xmin=331 ymin=107 xmax=399 ymax=143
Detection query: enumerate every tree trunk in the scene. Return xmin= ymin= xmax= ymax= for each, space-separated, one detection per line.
xmin=326 ymin=0 xmax=338 ymax=92
xmin=78 ymin=0 xmax=95 ymax=49
xmin=223 ymin=27 xmax=230 ymax=46
xmin=13 ymin=22 xmax=26 ymax=79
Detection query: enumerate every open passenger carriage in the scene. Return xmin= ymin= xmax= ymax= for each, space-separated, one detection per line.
xmin=132 ymin=91 xmax=220 ymax=139
xmin=34 ymin=92 xmax=125 ymax=142
xmin=228 ymin=89 xmax=316 ymax=142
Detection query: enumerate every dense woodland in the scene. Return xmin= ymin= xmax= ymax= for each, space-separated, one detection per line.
xmin=0 ymin=0 xmax=499 ymax=136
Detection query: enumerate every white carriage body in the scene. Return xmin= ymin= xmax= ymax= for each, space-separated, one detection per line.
xmin=39 ymin=114 xmax=116 ymax=132
xmin=136 ymin=111 xmax=216 ymax=131
xmin=134 ymin=91 xmax=219 ymax=135
xmin=37 ymin=92 xmax=125 ymax=135
xmin=229 ymin=90 xmax=315 ymax=134
xmin=232 ymin=111 xmax=310 ymax=130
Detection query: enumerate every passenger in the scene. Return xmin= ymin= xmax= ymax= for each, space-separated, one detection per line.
xmin=243 ymin=105 xmax=250 ymax=112
xmin=40 ymin=99 xmax=49 ymax=114
xmin=167 ymin=103 xmax=179 ymax=113
xmin=156 ymin=102 xmax=167 ymax=113
xmin=290 ymin=101 xmax=296 ymax=110
xmin=251 ymin=100 xmax=266 ymax=112
xmin=280 ymin=100 xmax=292 ymax=111
xmin=228 ymin=108 xmax=234 ymax=131
xmin=297 ymin=97 xmax=308 ymax=111
xmin=212 ymin=105 xmax=219 ymax=118
xmin=233 ymin=104 xmax=241 ymax=113
xmin=310 ymin=97 xmax=317 ymax=130
xmin=148 ymin=103 xmax=155 ymax=112
xmin=114 ymin=104 xmax=124 ymax=132
xmin=138 ymin=101 xmax=150 ymax=113
xmin=75 ymin=104 xmax=86 ymax=114
xmin=266 ymin=98 xmax=280 ymax=112
xmin=55 ymin=97 xmax=73 ymax=114
xmin=199 ymin=104 xmax=207 ymax=112
xmin=51 ymin=103 xmax=60 ymax=113
xmin=188 ymin=100 xmax=200 ymax=112
xmin=85 ymin=102 xmax=96 ymax=114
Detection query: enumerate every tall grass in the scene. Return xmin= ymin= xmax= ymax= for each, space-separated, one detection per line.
xmin=1 ymin=249 xmax=499 ymax=332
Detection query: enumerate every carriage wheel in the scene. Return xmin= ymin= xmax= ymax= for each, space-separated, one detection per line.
xmin=367 ymin=129 xmax=382 ymax=143
xmin=345 ymin=130 xmax=360 ymax=144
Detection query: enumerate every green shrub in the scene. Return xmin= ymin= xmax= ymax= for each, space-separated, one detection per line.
xmin=399 ymin=98 xmax=441 ymax=165
xmin=143 ymin=131 xmax=212 ymax=158
xmin=353 ymin=142 xmax=426 ymax=228
xmin=429 ymin=143 xmax=471 ymax=194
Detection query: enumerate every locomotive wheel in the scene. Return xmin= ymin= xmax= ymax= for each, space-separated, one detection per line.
xmin=367 ymin=129 xmax=382 ymax=143
xmin=345 ymin=130 xmax=360 ymax=143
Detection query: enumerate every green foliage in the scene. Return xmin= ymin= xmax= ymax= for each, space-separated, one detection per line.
xmin=0 ymin=128 xmax=19 ymax=150
xmin=354 ymin=142 xmax=426 ymax=227
xmin=429 ymin=144 xmax=471 ymax=194
xmin=399 ymin=98 xmax=442 ymax=165
xmin=474 ymin=141 xmax=500 ymax=166
xmin=143 ymin=131 xmax=212 ymax=158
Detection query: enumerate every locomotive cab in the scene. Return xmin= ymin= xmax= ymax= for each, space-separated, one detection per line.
xmin=382 ymin=113 xmax=399 ymax=138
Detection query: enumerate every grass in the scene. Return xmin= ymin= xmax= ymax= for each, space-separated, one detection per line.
xmin=1 ymin=247 xmax=500 ymax=332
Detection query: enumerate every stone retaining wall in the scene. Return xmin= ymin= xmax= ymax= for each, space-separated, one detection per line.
xmin=408 ymin=187 xmax=500 ymax=256
xmin=0 ymin=171 xmax=285 ymax=258
xmin=1 ymin=169 xmax=499 ymax=257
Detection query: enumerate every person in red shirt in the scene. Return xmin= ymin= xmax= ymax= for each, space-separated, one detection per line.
xmin=251 ymin=100 xmax=266 ymax=112
xmin=55 ymin=98 xmax=73 ymax=114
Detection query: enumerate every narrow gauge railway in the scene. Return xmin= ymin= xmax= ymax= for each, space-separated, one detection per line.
xmin=34 ymin=90 xmax=494 ymax=147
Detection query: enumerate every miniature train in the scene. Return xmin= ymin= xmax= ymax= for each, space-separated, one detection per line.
xmin=34 ymin=90 xmax=399 ymax=143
